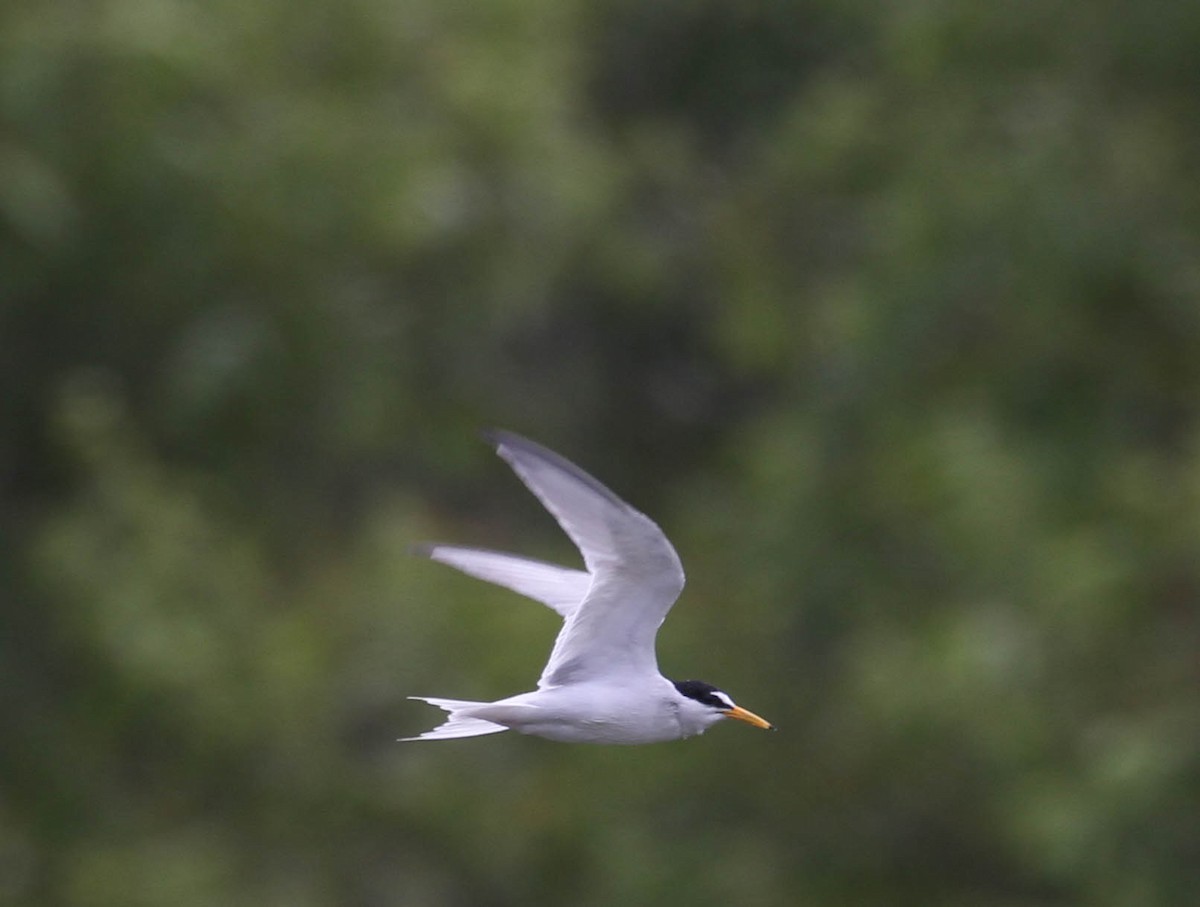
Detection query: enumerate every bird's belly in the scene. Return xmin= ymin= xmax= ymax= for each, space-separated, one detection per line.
xmin=476 ymin=688 xmax=683 ymax=744
xmin=520 ymin=716 xmax=679 ymax=745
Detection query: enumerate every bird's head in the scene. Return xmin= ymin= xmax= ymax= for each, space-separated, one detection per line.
xmin=672 ymin=679 xmax=774 ymax=734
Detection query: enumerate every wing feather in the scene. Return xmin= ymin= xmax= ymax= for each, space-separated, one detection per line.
xmin=411 ymin=544 xmax=590 ymax=617
xmin=484 ymin=431 xmax=685 ymax=687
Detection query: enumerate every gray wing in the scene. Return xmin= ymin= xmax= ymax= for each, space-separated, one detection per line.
xmin=411 ymin=544 xmax=591 ymax=618
xmin=484 ymin=431 xmax=685 ymax=688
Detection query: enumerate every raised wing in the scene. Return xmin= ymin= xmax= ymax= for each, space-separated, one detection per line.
xmin=484 ymin=430 xmax=685 ymax=687
xmin=411 ymin=544 xmax=591 ymax=618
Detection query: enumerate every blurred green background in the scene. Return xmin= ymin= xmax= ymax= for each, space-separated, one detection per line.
xmin=4 ymin=1 xmax=1200 ymax=905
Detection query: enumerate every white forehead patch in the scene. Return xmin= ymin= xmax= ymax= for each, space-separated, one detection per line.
xmin=711 ymin=691 xmax=735 ymax=710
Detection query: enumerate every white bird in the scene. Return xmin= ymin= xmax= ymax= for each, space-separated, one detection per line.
xmin=403 ymin=430 xmax=774 ymax=745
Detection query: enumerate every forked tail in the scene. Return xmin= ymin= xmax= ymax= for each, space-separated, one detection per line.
xmin=400 ymin=697 xmax=510 ymax=741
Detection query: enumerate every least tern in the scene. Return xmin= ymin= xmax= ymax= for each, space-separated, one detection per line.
xmin=403 ymin=430 xmax=774 ymax=744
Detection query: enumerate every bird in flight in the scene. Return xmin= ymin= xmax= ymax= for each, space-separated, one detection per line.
xmin=403 ymin=430 xmax=774 ymax=744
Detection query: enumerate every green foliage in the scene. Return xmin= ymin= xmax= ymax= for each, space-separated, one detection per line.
xmin=3 ymin=0 xmax=1200 ymax=904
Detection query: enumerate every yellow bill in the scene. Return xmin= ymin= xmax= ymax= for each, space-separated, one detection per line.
xmin=724 ymin=705 xmax=775 ymax=730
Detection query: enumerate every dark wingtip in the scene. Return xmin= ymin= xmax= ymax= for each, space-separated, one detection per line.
xmin=480 ymin=429 xmax=631 ymax=511
xmin=479 ymin=428 xmax=511 ymax=449
xmin=408 ymin=542 xmax=438 ymax=558
xmin=482 ymin=429 xmax=547 ymax=460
